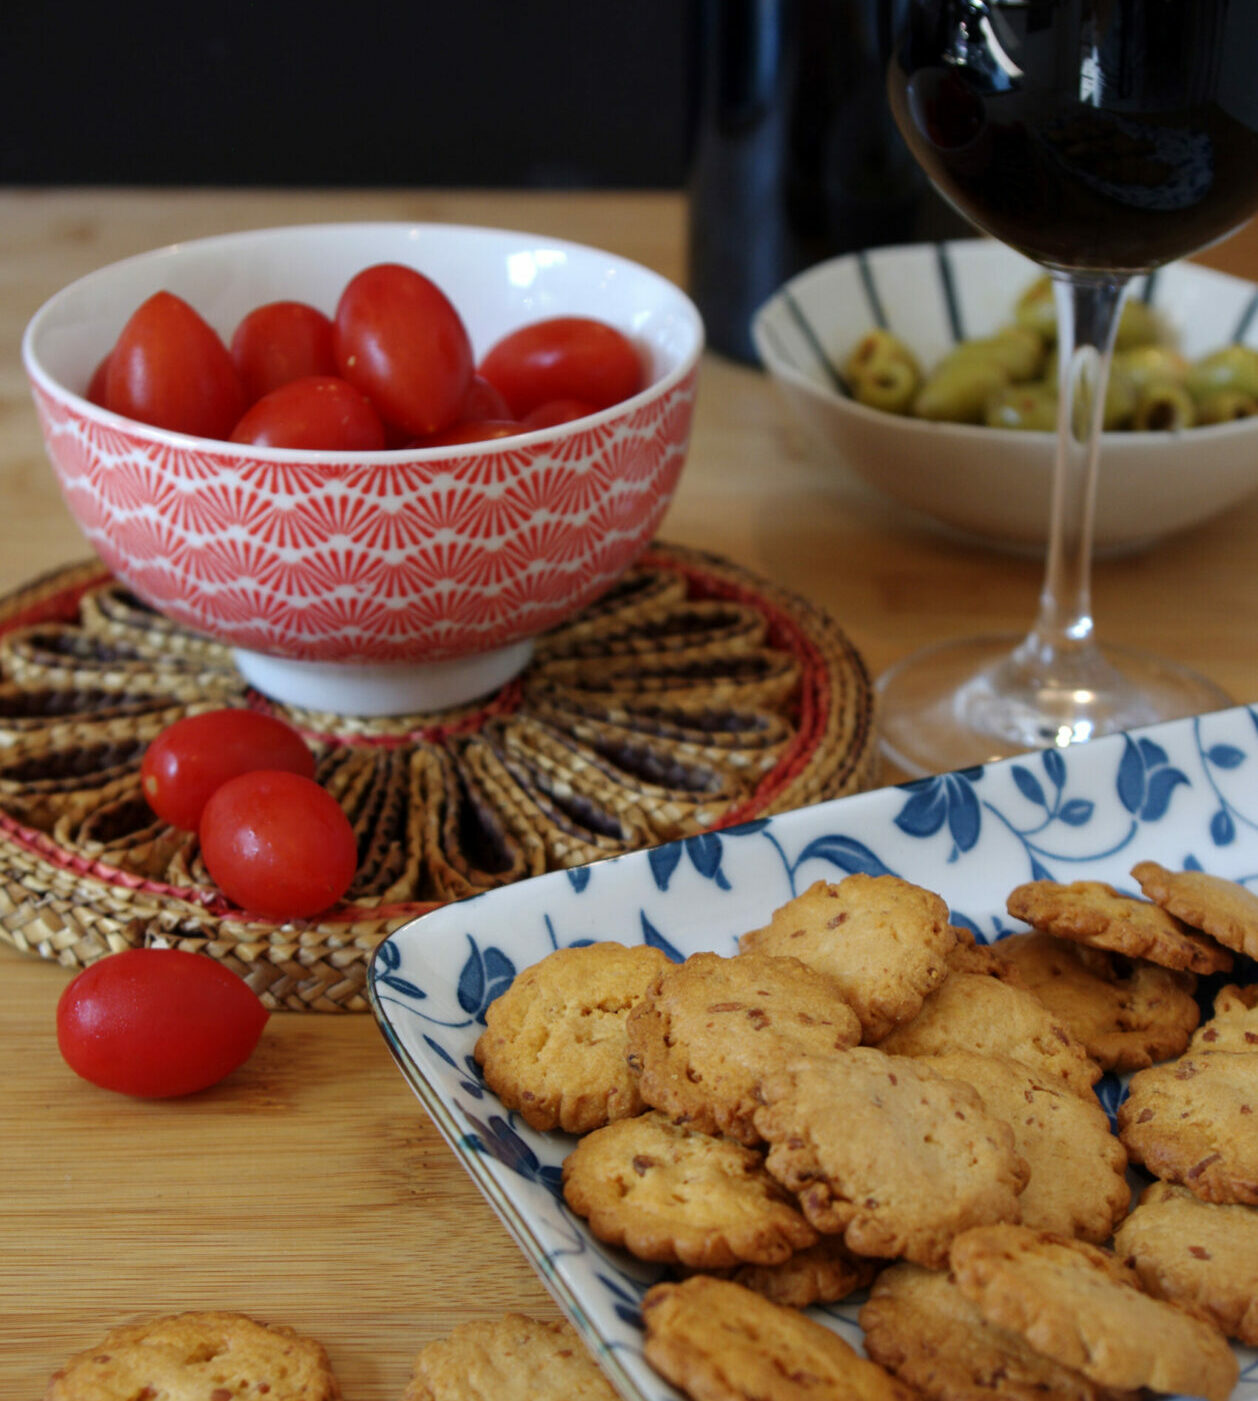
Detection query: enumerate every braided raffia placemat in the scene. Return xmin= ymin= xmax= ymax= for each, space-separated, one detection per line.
xmin=0 ymin=544 xmax=878 ymax=1010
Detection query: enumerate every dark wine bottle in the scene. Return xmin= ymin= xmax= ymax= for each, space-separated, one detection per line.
xmin=687 ymin=0 xmax=969 ymax=362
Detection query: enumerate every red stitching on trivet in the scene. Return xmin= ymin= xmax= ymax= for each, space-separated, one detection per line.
xmin=0 ymin=567 xmax=113 ymax=638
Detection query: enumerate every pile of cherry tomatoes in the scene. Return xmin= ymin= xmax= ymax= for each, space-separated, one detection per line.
xmin=87 ymin=262 xmax=645 ymax=451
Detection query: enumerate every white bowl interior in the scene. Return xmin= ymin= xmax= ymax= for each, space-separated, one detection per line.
xmin=26 ymin=222 xmax=703 ymax=416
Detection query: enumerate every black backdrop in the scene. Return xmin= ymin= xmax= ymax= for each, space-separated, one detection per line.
xmin=2 ymin=3 xmax=694 ymax=187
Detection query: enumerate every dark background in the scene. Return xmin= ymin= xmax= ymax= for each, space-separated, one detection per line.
xmin=1 ymin=3 xmax=694 ymax=187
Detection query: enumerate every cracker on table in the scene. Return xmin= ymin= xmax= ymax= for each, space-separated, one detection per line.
xmin=1131 ymin=860 xmax=1258 ymax=960
xmin=44 ymin=1311 xmax=341 ymax=1401
xmin=921 ymin=1049 xmax=1129 ymax=1243
xmin=878 ymin=969 xmax=1102 ymax=1100
xmin=625 ymin=950 xmax=861 ymax=1144
xmin=1006 ymin=877 xmax=1233 ymax=974
xmin=949 ymin=1224 xmax=1238 ymax=1401
xmin=561 ymin=1110 xmax=817 ymax=1270
xmin=699 ymin=1235 xmax=882 ymax=1310
xmin=641 ymin=1275 xmax=919 ymax=1401
xmin=859 ymin=1261 xmax=1133 ymax=1401
xmin=1117 ymin=1049 xmax=1258 ymax=1204
xmin=990 ymin=930 xmax=1199 ymax=1072
xmin=473 ymin=941 xmax=671 ymax=1134
xmin=753 ymin=1048 xmax=1028 ymax=1269
xmin=738 ymin=874 xmax=957 ymax=1043
xmin=402 ymin=1314 xmax=619 ymax=1401
xmin=1113 ymin=1179 xmax=1258 ymax=1347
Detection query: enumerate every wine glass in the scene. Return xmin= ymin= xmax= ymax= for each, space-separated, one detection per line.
xmin=877 ymin=0 xmax=1258 ymax=776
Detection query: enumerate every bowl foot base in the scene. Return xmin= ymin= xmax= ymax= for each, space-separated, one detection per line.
xmin=232 ymin=640 xmax=535 ymax=716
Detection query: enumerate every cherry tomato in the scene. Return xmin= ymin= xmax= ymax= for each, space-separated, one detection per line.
xmin=334 ymin=263 xmax=473 ymax=437
xmin=85 ymin=354 xmax=111 ymax=407
xmin=229 ymin=376 xmax=386 ymax=451
xmin=478 ymin=316 xmax=644 ymax=418
xmin=105 ymin=291 xmax=246 ymax=439
xmin=523 ymin=397 xmax=598 ymax=429
xmin=199 ymin=770 xmax=357 ymax=920
xmin=416 ymin=418 xmax=522 ymax=447
xmin=141 ymin=708 xmax=315 ymax=832
xmin=230 ymin=299 xmax=337 ymax=404
xmin=456 ymin=374 xmax=513 ymax=423
xmin=56 ymin=948 xmax=269 ymax=1098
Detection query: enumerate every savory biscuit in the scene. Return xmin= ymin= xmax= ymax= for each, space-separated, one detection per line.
xmin=1006 ymin=878 xmax=1233 ymax=974
xmin=625 ymin=950 xmax=861 ymax=1144
xmin=949 ymin=1224 xmax=1238 ymax=1401
xmin=921 ymin=1050 xmax=1129 ymax=1242
xmin=641 ymin=1275 xmax=919 ymax=1401
xmin=1117 ymin=1050 xmax=1258 ymax=1203
xmin=1191 ymin=982 xmax=1258 ymax=1054
xmin=753 ymin=1048 xmax=1028 ymax=1269
xmin=739 ymin=874 xmax=957 ymax=1043
xmin=44 ymin=1311 xmax=341 ymax=1401
xmin=878 ymin=969 xmax=1102 ymax=1100
xmin=989 ymin=931 xmax=1199 ymax=1072
xmin=1131 ymin=860 xmax=1258 ymax=960
xmin=473 ymin=941 xmax=671 ymax=1134
xmin=860 ymin=1262 xmax=1128 ymax=1401
xmin=561 ymin=1110 xmax=817 ymax=1269
xmin=700 ymin=1235 xmax=882 ymax=1310
xmin=402 ymin=1313 xmax=619 ymax=1401
xmin=1113 ymin=1179 xmax=1258 ymax=1346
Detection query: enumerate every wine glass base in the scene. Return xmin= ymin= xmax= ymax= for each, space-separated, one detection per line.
xmin=877 ymin=633 xmax=1233 ymax=778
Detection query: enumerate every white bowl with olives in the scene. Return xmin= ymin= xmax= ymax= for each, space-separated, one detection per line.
xmin=753 ymin=238 xmax=1258 ymax=553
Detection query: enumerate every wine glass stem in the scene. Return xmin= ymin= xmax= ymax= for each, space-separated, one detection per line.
xmin=1018 ymin=271 xmax=1130 ymax=670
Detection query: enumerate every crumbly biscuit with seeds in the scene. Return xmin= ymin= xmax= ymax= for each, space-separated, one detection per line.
xmin=402 ymin=1313 xmax=620 ymax=1401
xmin=1113 ymin=1179 xmax=1258 ymax=1346
xmin=921 ymin=1050 xmax=1129 ymax=1243
xmin=44 ymin=1311 xmax=341 ymax=1401
xmin=473 ymin=941 xmax=671 ymax=1134
xmin=561 ymin=1110 xmax=817 ymax=1269
xmin=641 ymin=1275 xmax=920 ymax=1401
xmin=1130 ymin=861 xmax=1258 ymax=960
xmin=739 ymin=875 xmax=957 ymax=1043
xmin=1006 ymin=878 xmax=1233 ymax=974
xmin=949 ymin=1224 xmax=1238 ymax=1401
xmin=699 ymin=1235 xmax=882 ymax=1310
xmin=989 ymin=931 xmax=1199 ymax=1072
xmin=753 ymin=1049 xmax=1028 ymax=1269
xmin=1190 ymin=982 xmax=1258 ymax=1054
xmin=860 ymin=1262 xmax=1134 ymax=1401
xmin=625 ymin=950 xmax=861 ymax=1144
xmin=1117 ymin=1050 xmax=1258 ymax=1204
xmin=878 ymin=970 xmax=1102 ymax=1100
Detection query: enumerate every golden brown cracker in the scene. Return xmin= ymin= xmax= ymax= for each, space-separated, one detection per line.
xmin=700 ymin=1235 xmax=882 ymax=1310
xmin=1131 ymin=861 xmax=1258 ymax=960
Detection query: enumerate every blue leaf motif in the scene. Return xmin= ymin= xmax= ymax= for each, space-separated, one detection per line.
xmin=462 ymin=1112 xmax=564 ymax=1197
xmin=946 ymin=780 xmax=982 ymax=853
xmin=685 ymin=832 xmax=730 ymax=890
xmin=1207 ymin=744 xmax=1246 ymax=770
xmin=641 ymin=912 xmax=684 ymax=962
xmin=1012 ymin=766 xmax=1047 ymax=809
xmin=566 ymin=866 xmax=591 ymax=893
xmin=374 ymin=941 xmax=425 ymax=998
xmin=457 ymin=937 xmax=517 ymax=1021
xmin=950 ymin=911 xmax=981 ymax=937
xmin=1141 ymin=767 xmax=1189 ymax=822
xmin=1093 ymin=1073 xmax=1126 ymax=1134
xmin=1058 ymin=799 xmax=1094 ymax=827
xmin=1116 ymin=736 xmax=1145 ymax=815
xmin=725 ymin=818 xmax=772 ymax=837
xmin=1137 ymin=738 xmax=1169 ymax=768
xmin=1042 ymin=748 xmax=1066 ymax=790
xmin=424 ymin=1034 xmax=458 ymax=1069
xmin=894 ymin=782 xmax=947 ymax=838
xmin=1029 ymin=855 xmax=1055 ymax=881
xmin=1211 ymin=808 xmax=1237 ymax=846
xmin=1185 ymin=852 xmax=1204 ymax=871
xmin=794 ymin=834 xmax=895 ymax=877
xmin=647 ymin=842 xmax=683 ymax=892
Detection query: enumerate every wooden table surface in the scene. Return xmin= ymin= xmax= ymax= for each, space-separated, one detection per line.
xmin=3 ymin=187 xmax=1258 ymax=1396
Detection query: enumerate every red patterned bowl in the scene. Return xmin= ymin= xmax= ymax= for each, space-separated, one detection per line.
xmin=22 ymin=223 xmax=703 ymax=714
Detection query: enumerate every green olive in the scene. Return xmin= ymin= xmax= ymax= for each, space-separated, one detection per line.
xmin=1132 ymin=379 xmax=1197 ymax=431
xmin=1041 ymin=352 xmax=1136 ymax=430
xmin=1013 ymin=276 xmax=1164 ymax=350
xmin=843 ymin=329 xmax=919 ymax=383
xmin=1196 ymin=388 xmax=1258 ymax=424
xmin=851 ymin=358 xmax=919 ymax=414
xmin=1113 ymin=299 xmax=1164 ymax=351
xmin=984 ymin=383 xmax=1059 ymax=431
xmin=912 ymin=359 xmax=1010 ymax=424
xmin=1186 ymin=345 xmax=1258 ymax=402
xmin=1111 ymin=345 xmax=1189 ymax=393
xmin=941 ymin=324 xmax=1046 ymax=382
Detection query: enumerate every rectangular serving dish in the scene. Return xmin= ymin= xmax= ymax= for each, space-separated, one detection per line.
xmin=369 ymin=705 xmax=1258 ymax=1401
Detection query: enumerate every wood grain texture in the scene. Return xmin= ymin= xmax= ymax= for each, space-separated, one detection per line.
xmin=2 ymin=189 xmax=1257 ymax=1397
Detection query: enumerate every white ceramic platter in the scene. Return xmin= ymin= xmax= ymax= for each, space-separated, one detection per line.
xmin=370 ymin=704 xmax=1258 ymax=1401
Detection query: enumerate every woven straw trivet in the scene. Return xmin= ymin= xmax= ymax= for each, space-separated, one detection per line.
xmin=0 ymin=544 xmax=877 ymax=1010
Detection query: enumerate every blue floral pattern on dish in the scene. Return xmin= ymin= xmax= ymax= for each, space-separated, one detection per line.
xmin=370 ymin=705 xmax=1258 ymax=1401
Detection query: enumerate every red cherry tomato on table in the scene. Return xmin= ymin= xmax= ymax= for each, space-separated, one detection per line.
xmin=199 ymin=770 xmax=358 ymax=921
xmin=104 ymin=291 xmax=246 ymax=439
xmin=478 ymin=316 xmax=644 ymax=418
xmin=230 ymin=299 xmax=337 ymax=404
xmin=334 ymin=263 xmax=473 ymax=437
xmin=56 ymin=948 xmax=269 ymax=1098
xmin=141 ymin=708 xmax=315 ymax=832
xmin=229 ymin=376 xmax=387 ymax=451
xmin=523 ymin=398 xmax=598 ymax=430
